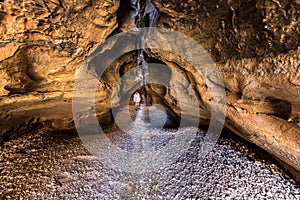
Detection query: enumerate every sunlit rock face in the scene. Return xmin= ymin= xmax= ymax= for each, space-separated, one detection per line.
xmin=0 ymin=0 xmax=300 ymax=181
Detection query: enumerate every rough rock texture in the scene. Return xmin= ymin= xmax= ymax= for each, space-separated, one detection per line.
xmin=148 ymin=0 xmax=300 ymax=182
xmin=0 ymin=0 xmax=119 ymax=141
xmin=0 ymin=0 xmax=300 ymax=182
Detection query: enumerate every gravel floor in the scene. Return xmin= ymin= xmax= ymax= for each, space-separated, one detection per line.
xmin=0 ymin=107 xmax=300 ymax=199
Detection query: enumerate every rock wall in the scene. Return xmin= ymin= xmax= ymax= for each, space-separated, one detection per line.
xmin=0 ymin=0 xmax=300 ymax=181
xmin=0 ymin=0 xmax=119 ymax=140
xmin=150 ymin=0 xmax=300 ymax=181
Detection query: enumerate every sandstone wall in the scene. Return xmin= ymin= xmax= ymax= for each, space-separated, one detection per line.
xmin=0 ymin=0 xmax=300 ymax=181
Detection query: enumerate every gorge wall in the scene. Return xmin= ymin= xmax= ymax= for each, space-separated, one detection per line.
xmin=0 ymin=0 xmax=300 ymax=181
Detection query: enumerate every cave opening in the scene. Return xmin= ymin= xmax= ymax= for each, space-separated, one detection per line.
xmin=110 ymin=51 xmax=203 ymax=130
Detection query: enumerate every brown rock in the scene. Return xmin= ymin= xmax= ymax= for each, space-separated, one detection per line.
xmin=0 ymin=0 xmax=300 ymax=183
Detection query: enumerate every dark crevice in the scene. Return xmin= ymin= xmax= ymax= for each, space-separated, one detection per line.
xmin=117 ymin=0 xmax=139 ymax=32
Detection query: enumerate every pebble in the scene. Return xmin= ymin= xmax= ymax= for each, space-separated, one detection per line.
xmin=0 ymin=124 xmax=299 ymax=199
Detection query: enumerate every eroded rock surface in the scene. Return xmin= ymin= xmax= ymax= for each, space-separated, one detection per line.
xmin=0 ymin=0 xmax=119 ymax=140
xmin=0 ymin=0 xmax=300 ymax=182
